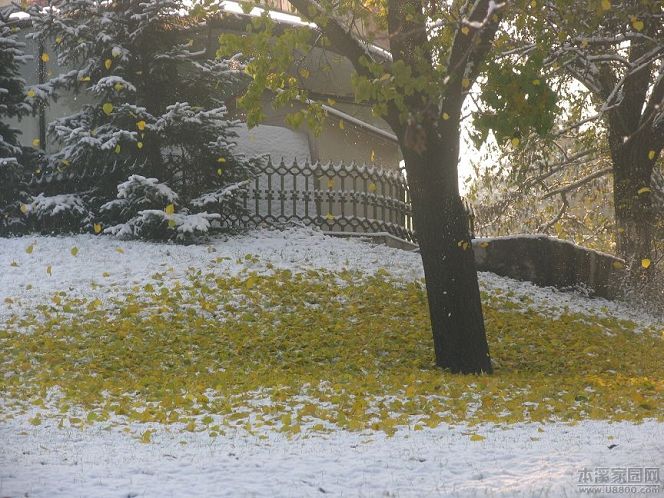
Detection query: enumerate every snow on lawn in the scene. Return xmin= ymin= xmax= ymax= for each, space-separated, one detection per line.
xmin=0 ymin=227 xmax=658 ymax=328
xmin=1 ymin=228 xmax=662 ymax=497
xmin=1 ymin=415 xmax=663 ymax=498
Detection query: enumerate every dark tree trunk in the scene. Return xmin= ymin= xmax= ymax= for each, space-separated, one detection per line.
xmin=609 ymin=132 xmax=657 ymax=269
xmin=402 ymin=128 xmax=492 ymax=374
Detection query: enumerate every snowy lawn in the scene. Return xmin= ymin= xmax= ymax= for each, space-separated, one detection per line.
xmin=0 ymin=228 xmax=662 ymax=497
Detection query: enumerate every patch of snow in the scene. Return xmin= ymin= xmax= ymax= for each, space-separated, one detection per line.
xmin=0 ymin=413 xmax=661 ymax=497
xmin=29 ymin=193 xmax=89 ymax=218
xmin=0 ymin=227 xmax=659 ymax=329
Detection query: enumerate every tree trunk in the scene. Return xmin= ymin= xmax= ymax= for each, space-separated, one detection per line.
xmin=402 ymin=130 xmax=492 ymax=374
xmin=610 ymin=134 xmax=656 ymax=269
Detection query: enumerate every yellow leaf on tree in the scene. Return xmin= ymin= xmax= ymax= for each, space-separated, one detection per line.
xmin=25 ymin=244 xmax=35 ymax=254
xmin=40 ymin=53 xmax=49 ymax=62
xmin=55 ymin=36 xmax=63 ymax=44
xmin=462 ymin=78 xmax=471 ymax=89
xmin=114 ymin=82 xmax=124 ymax=92
xmin=368 ymin=183 xmax=377 ymax=193
xmin=136 ymin=120 xmax=146 ymax=131
xmin=612 ymin=261 xmax=624 ymax=270
xmin=165 ymin=204 xmax=175 ymax=215
xmin=511 ymin=137 xmax=520 ymax=147
xmin=116 ymin=247 xmax=125 ymax=254
xmin=325 ymin=213 xmax=335 ymax=222
xmin=168 ymin=219 xmax=177 ymax=228
xmin=217 ymin=168 xmax=223 ymax=176
xmin=648 ymin=150 xmax=656 ymax=160
xmin=114 ymin=144 xmax=121 ymax=154
xmin=94 ymin=223 xmax=102 ymax=234
xmin=637 ymin=187 xmax=651 ymax=195
xmin=47 ymin=265 xmax=52 ymax=276
xmin=327 ymin=178 xmax=335 ymax=189
xmin=137 ymin=142 xmax=144 ymax=149
xmin=32 ymin=138 xmax=40 ymax=147
xmin=461 ymin=26 xmax=470 ymax=35
xmin=480 ymin=241 xmax=490 ymax=248
xmin=80 ymin=75 xmax=91 ymax=82
xmin=339 ymin=119 xmax=345 ymax=130
xmin=442 ymin=112 xmax=450 ymax=120
xmin=70 ymin=247 xmax=79 ymax=257
xmin=632 ymin=18 xmax=644 ymax=31
xmin=20 ymin=203 xmax=30 ymax=214
xmin=469 ymin=434 xmax=486 ymax=441
xmin=104 ymin=58 xmax=112 ymax=70
xmin=217 ymin=157 xmax=226 ymax=163
xmin=27 ymin=89 xmax=36 ymax=98
xmin=371 ymin=150 xmax=376 ymax=162
xmin=102 ymin=103 xmax=114 ymax=115
xmin=601 ymin=0 xmax=611 ymax=10
xmin=641 ymin=259 xmax=651 ymax=269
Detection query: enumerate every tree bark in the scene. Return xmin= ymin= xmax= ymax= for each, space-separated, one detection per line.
xmin=402 ymin=126 xmax=493 ymax=374
xmin=609 ymin=132 xmax=657 ymax=269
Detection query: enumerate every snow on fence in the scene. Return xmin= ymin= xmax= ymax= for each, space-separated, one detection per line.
xmin=224 ymin=158 xmax=418 ymax=243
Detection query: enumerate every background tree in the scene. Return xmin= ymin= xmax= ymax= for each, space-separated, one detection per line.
xmin=218 ymin=0 xmax=564 ymax=374
xmin=28 ymin=0 xmax=255 ymax=238
xmin=0 ymin=17 xmax=33 ymax=234
xmin=466 ymin=136 xmax=618 ymax=252
xmin=479 ymin=0 xmax=663 ymax=272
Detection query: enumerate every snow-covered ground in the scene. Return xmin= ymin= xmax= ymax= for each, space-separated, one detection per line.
xmin=2 ymin=415 xmax=663 ymax=498
xmin=1 ymin=228 xmax=662 ymax=497
xmin=1 ymin=228 xmax=658 ymax=328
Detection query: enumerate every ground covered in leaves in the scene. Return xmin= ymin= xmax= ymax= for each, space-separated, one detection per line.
xmin=1 ymin=263 xmax=662 ymax=441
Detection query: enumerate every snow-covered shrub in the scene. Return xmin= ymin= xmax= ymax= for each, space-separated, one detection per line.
xmin=28 ymin=193 xmax=91 ymax=233
xmin=101 ymin=174 xmax=254 ymax=241
xmin=101 ymin=174 xmax=220 ymax=241
xmin=105 ymin=210 xmax=220 ymax=242
xmin=190 ymin=180 xmax=251 ymax=222
xmin=100 ymin=175 xmax=178 ymax=222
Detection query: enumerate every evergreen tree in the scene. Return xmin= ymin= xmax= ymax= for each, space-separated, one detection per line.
xmin=29 ymin=0 xmax=254 ymax=238
xmin=0 ymin=18 xmax=31 ymax=234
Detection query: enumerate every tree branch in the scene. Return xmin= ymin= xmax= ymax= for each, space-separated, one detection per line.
xmin=444 ymin=0 xmax=504 ymax=115
xmin=287 ymin=0 xmax=380 ymax=80
xmin=541 ymin=167 xmax=612 ymax=200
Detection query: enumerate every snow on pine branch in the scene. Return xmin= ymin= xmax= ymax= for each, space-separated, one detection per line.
xmin=190 ymin=180 xmax=251 ymax=209
xmin=105 ymin=210 xmax=221 ymax=241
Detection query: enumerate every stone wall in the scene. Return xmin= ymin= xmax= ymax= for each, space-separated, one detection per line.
xmin=472 ymin=235 xmax=624 ymax=299
xmin=329 ymin=232 xmax=625 ymax=299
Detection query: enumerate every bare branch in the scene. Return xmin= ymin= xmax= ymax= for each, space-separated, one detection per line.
xmin=537 ymin=193 xmax=568 ymax=233
xmin=541 ymin=167 xmax=612 ymax=200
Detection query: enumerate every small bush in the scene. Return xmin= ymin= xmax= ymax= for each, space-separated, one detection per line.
xmin=28 ymin=193 xmax=91 ymax=234
xmin=105 ymin=209 xmax=220 ymax=242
